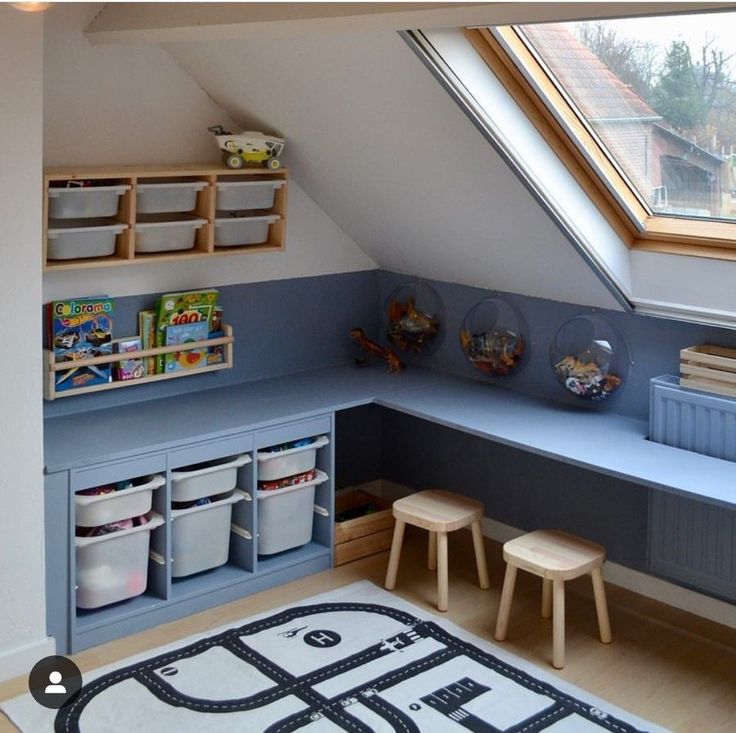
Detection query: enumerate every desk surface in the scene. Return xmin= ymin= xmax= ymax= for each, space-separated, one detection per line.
xmin=44 ymin=365 xmax=736 ymax=508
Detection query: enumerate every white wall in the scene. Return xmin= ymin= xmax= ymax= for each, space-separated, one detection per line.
xmin=630 ymin=250 xmax=736 ymax=328
xmin=43 ymin=3 xmax=375 ymax=300
xmin=163 ymin=29 xmax=623 ymax=310
xmin=0 ymin=6 xmax=54 ymax=680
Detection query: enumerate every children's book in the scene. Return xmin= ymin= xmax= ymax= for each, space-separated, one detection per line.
xmin=155 ymin=289 xmax=218 ymax=373
xmin=113 ymin=337 xmax=144 ymax=381
xmin=48 ymin=297 xmax=114 ymax=392
xmin=207 ymin=304 xmax=225 ymax=365
xmin=138 ymin=310 xmax=156 ymax=376
xmin=164 ymin=321 xmax=209 ymax=373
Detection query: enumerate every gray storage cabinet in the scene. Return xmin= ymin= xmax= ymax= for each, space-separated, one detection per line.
xmin=46 ymin=414 xmax=334 ymax=653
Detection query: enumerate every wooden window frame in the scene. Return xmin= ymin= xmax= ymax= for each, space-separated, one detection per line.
xmin=465 ymin=25 xmax=736 ymax=260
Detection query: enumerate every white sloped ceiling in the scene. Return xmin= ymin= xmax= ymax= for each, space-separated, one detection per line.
xmin=162 ymin=30 xmax=622 ymax=309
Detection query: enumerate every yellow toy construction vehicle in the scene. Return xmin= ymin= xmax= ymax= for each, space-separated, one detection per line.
xmin=208 ymin=125 xmax=285 ymax=170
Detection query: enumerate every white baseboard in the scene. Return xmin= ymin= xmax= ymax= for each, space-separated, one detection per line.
xmin=363 ymin=480 xmax=736 ymax=631
xmin=0 ymin=636 xmax=56 ymax=683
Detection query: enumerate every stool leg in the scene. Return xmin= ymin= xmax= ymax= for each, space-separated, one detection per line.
xmin=552 ymin=579 xmax=565 ymax=669
xmin=437 ymin=531 xmax=449 ymax=612
xmin=591 ymin=567 xmax=612 ymax=644
xmin=384 ymin=519 xmax=405 ymax=590
xmin=428 ymin=531 xmax=437 ymax=571
xmin=471 ymin=521 xmax=490 ymax=589
xmin=541 ymin=578 xmax=552 ymax=619
xmin=494 ymin=563 xmax=517 ymax=641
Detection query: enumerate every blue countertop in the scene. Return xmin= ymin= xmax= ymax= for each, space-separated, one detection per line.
xmin=45 ymin=365 xmax=736 ymax=508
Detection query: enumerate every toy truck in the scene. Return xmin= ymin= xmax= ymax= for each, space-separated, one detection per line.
xmin=208 ymin=126 xmax=285 ymax=170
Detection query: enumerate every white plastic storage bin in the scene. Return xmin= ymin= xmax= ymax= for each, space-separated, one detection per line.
xmin=214 ymin=214 xmax=279 ymax=247
xmin=216 ymin=180 xmax=285 ymax=211
xmin=257 ymin=470 xmax=328 ymax=555
xmin=257 ymin=435 xmax=329 ymax=482
xmin=136 ymin=181 xmax=208 ymax=214
xmin=75 ymin=474 xmax=165 ymax=528
xmin=171 ymin=453 xmax=251 ymax=503
xmin=134 ymin=214 xmax=207 ymax=253
xmin=48 ymin=185 xmax=130 ymax=219
xmin=75 ymin=512 xmax=164 ymax=609
xmin=47 ymin=219 xmax=126 ymax=260
xmin=171 ymin=491 xmax=246 ymax=577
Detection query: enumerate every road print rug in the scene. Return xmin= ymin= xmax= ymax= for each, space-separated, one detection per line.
xmin=2 ymin=581 xmax=670 ymax=733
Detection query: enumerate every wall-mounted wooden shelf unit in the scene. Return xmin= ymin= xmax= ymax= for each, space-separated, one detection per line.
xmin=44 ymin=165 xmax=287 ymax=271
xmin=44 ymin=325 xmax=234 ymax=400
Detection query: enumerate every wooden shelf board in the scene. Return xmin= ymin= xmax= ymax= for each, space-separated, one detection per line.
xmin=48 ymin=362 xmax=231 ymax=400
xmin=45 ymin=164 xmax=288 ymax=180
xmin=45 ymin=325 xmax=233 ymax=400
xmin=44 ymin=255 xmax=133 ymax=271
xmin=48 ymin=332 xmax=234 ymax=371
xmin=129 ymin=249 xmax=213 ymax=263
xmin=210 ymin=242 xmax=284 ymax=256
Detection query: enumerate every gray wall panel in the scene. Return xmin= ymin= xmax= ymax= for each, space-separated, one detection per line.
xmin=378 ymin=271 xmax=736 ymax=421
xmin=335 ymin=404 xmax=383 ymax=490
xmin=44 ymin=270 xmax=380 ymax=418
xmin=381 ymin=409 xmax=649 ymax=570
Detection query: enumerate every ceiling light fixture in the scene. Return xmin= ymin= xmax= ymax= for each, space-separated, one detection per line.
xmin=10 ymin=2 xmax=53 ymax=11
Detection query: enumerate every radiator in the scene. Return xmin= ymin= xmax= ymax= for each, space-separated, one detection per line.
xmin=650 ymin=375 xmax=736 ymax=461
xmin=649 ymin=490 xmax=736 ymax=601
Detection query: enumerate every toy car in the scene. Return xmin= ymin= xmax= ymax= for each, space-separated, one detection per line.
xmin=54 ymin=330 xmax=79 ymax=349
xmin=86 ymin=327 xmax=112 ymax=346
xmin=208 ymin=126 xmax=285 ymax=170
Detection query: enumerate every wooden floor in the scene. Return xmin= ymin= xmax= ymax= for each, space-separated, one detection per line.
xmin=1 ymin=528 xmax=735 ymax=732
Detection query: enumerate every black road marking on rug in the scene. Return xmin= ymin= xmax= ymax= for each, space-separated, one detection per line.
xmin=55 ymin=601 xmax=653 ymax=733
xmin=361 ymin=692 xmax=421 ymax=733
xmin=421 ymin=677 xmax=501 ymax=733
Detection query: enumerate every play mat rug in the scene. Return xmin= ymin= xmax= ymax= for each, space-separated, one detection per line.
xmin=2 ymin=581 xmax=670 ymax=733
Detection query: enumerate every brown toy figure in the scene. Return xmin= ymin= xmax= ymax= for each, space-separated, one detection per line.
xmin=350 ymin=328 xmax=404 ymax=374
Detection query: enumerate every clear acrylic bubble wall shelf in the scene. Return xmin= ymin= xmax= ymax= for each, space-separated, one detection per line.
xmin=385 ymin=281 xmax=444 ymax=355
xmin=549 ymin=314 xmax=630 ymax=402
xmin=460 ymin=298 xmax=528 ymax=378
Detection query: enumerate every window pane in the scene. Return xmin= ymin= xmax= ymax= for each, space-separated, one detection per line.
xmin=515 ymin=13 xmax=736 ymax=221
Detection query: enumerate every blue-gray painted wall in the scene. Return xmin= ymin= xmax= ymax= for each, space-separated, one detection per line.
xmin=378 ymin=271 xmax=736 ymax=421
xmin=46 ymin=268 xmax=736 ymax=420
xmin=380 ymin=409 xmax=649 ymax=570
xmin=44 ymin=270 xmax=380 ymax=418
xmin=44 ymin=269 xmax=736 ymax=597
xmin=334 ymin=405 xmax=648 ymax=570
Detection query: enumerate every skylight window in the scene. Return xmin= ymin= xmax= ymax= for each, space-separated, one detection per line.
xmin=465 ymin=10 xmax=736 ymax=256
xmin=518 ymin=15 xmax=736 ymax=222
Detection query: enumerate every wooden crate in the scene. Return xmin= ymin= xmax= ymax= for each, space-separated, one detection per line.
xmin=334 ymin=489 xmax=395 ymax=566
xmin=680 ymin=344 xmax=736 ymax=398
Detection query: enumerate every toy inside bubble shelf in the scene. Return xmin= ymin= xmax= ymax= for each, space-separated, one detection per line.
xmin=553 ymin=345 xmax=622 ymax=401
xmin=208 ymin=125 xmax=285 ymax=170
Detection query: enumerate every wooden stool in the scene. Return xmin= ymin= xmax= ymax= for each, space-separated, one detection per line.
xmin=384 ymin=489 xmax=490 ymax=611
xmin=494 ymin=529 xmax=612 ymax=669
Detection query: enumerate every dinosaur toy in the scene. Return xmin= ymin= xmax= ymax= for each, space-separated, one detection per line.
xmin=350 ymin=328 xmax=404 ymax=374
